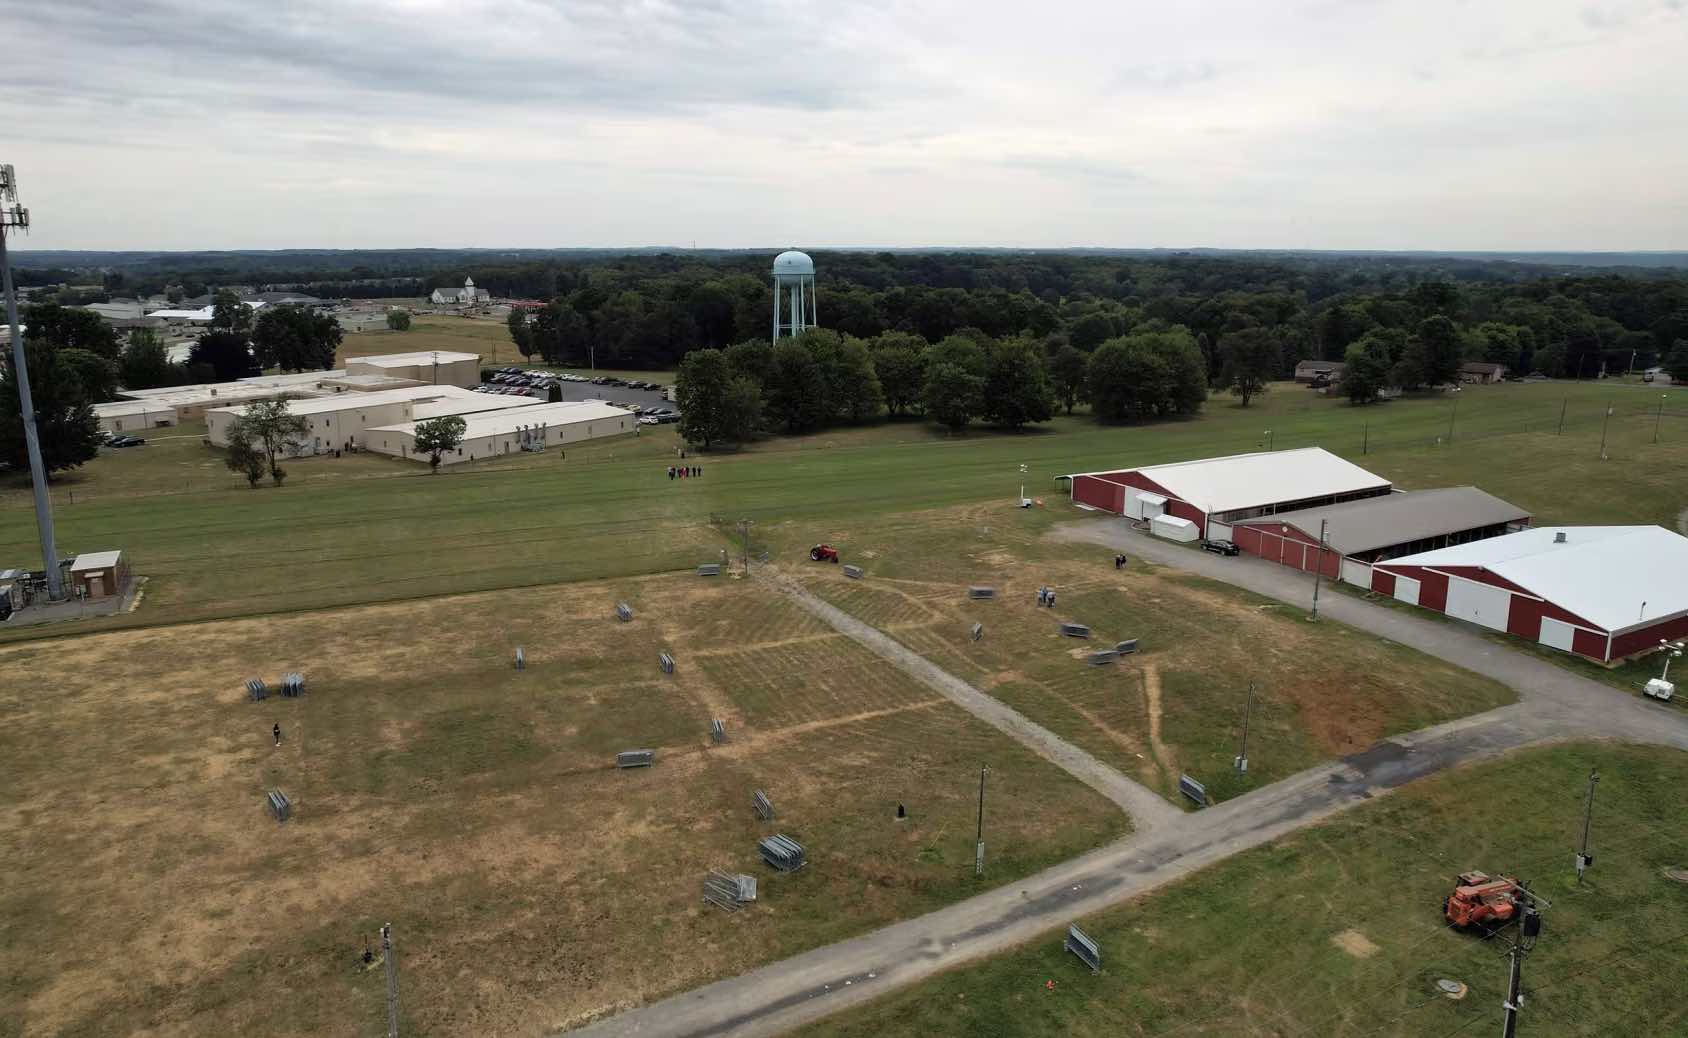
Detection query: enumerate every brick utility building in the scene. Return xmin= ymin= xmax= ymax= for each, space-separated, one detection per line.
xmin=1068 ymin=447 xmax=1392 ymax=539
xmin=1229 ymin=486 xmax=1531 ymax=585
xmin=1370 ymin=526 xmax=1688 ymax=664
xmin=69 ymin=551 xmax=130 ymax=600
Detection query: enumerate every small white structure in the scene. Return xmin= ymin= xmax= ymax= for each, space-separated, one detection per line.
xmin=1151 ymin=514 xmax=1199 ymax=543
xmin=771 ymin=250 xmax=816 ymax=342
xmin=93 ymin=399 xmax=179 ymax=435
xmin=430 ymin=277 xmax=491 ymax=306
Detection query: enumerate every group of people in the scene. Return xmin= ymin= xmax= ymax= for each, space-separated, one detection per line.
xmin=668 ymin=465 xmax=702 ymax=479
xmin=1035 ymin=586 xmax=1057 ymax=608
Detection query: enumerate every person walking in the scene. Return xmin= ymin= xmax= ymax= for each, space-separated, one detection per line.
xmin=272 ymin=723 xmax=282 ymax=747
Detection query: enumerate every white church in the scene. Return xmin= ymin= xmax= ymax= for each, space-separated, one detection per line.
xmin=430 ymin=276 xmax=491 ymax=306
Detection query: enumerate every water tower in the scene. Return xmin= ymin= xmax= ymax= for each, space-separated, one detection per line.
xmin=771 ymin=250 xmax=816 ymax=341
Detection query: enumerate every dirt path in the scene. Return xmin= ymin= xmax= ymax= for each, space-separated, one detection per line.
xmin=1141 ymin=663 xmax=1175 ymax=776
xmin=767 ymin=573 xmax=1183 ymax=831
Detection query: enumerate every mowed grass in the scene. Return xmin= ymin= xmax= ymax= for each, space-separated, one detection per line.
xmin=1 ymin=380 xmax=1683 ymax=639
xmin=0 ymin=574 xmax=1127 ymax=1038
xmin=811 ymin=742 xmax=1688 ymax=1038
xmin=768 ymin=504 xmax=1514 ymax=805
xmin=336 ymin=314 xmax=521 ymax=367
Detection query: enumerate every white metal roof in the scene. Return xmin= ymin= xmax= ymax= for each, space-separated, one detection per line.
xmin=411 ymin=394 xmax=542 ymax=420
xmin=94 ymin=400 xmax=176 ymax=418
xmin=70 ymin=551 xmax=123 ymax=571
xmin=1379 ymin=526 xmax=1688 ymax=633
xmin=120 ymin=370 xmax=343 ymax=400
xmin=370 ymin=400 xmax=633 ymax=439
xmin=207 ymin=385 xmax=482 ymax=419
xmin=345 ymin=351 xmax=480 ymax=368
xmin=1071 ymin=448 xmax=1390 ymax=516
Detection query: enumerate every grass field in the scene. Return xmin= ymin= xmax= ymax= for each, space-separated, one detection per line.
xmin=0 ymin=574 xmax=1126 ymax=1037
xmin=810 ymin=742 xmax=1688 ymax=1037
xmin=335 ymin=315 xmax=677 ymax=385
xmin=2 ymin=380 xmax=1684 ymax=640
xmin=768 ymin=504 xmax=1514 ymax=805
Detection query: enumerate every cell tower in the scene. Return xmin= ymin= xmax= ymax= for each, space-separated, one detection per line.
xmin=771 ymin=250 xmax=816 ymax=341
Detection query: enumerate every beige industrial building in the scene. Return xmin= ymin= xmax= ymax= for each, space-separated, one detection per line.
xmin=344 ymin=351 xmax=481 ymax=389
xmin=93 ymin=399 xmax=181 ymax=435
xmin=367 ymin=400 xmax=635 ymax=465
xmin=206 ymin=385 xmax=538 ymax=454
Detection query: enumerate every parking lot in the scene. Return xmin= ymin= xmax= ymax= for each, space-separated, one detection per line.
xmin=477 ymin=369 xmax=680 ymax=423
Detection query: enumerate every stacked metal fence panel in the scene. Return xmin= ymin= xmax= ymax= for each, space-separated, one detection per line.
xmin=1178 ymin=773 xmax=1207 ymax=807
xmin=753 ymin=790 xmax=774 ymax=820
xmin=615 ymin=602 xmax=633 ymax=622
xmin=843 ymin=564 xmax=864 ymax=580
xmin=1064 ymin=924 xmax=1101 ymax=973
xmin=703 ymin=869 xmax=744 ymax=913
xmin=658 ymin=652 xmax=675 ymax=675
xmin=710 ymin=719 xmax=726 ymax=744
xmin=1059 ymin=622 xmax=1091 ymax=638
xmin=758 ymin=834 xmax=806 ymax=871
xmin=971 ymin=623 xmax=983 ymax=642
xmin=246 ymin=678 xmax=267 ymax=702
xmin=280 ymin=672 xmax=305 ymax=697
xmin=697 ymin=563 xmax=721 ymax=577
xmin=1088 ymin=649 xmax=1119 ymax=666
xmin=266 ymin=790 xmax=291 ymax=823
xmin=1116 ymin=638 xmax=1139 ymax=654
xmin=514 ymin=647 xmax=526 ymax=670
xmin=616 ymin=749 xmax=655 ymax=768
xmin=967 ymin=586 xmax=996 ymax=600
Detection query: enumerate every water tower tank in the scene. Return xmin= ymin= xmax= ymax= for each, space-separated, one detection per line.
xmin=771 ymin=250 xmax=816 ymax=341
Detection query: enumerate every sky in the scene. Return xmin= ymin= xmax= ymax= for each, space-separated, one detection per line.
xmin=1 ymin=0 xmax=1685 ymax=252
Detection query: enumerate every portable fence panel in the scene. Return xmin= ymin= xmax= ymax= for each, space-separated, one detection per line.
xmin=266 ymin=790 xmax=291 ymax=823
xmin=1088 ymin=649 xmax=1119 ymax=666
xmin=1178 ymin=774 xmax=1207 ymax=807
xmin=735 ymin=874 xmax=758 ymax=902
xmin=971 ymin=623 xmax=984 ymax=642
xmin=616 ymin=602 xmax=633 ymax=622
xmin=753 ymin=790 xmax=775 ymax=820
xmin=843 ymin=564 xmax=864 ymax=580
xmin=280 ymin=672 xmax=304 ymax=697
xmin=514 ymin=647 xmax=525 ymax=670
xmin=703 ymin=870 xmax=743 ymax=913
xmin=710 ymin=719 xmax=726 ymax=744
xmin=759 ymin=834 xmax=806 ymax=872
xmin=697 ymin=564 xmax=721 ymax=577
xmin=1059 ymin=622 xmax=1092 ymax=638
xmin=1064 ymin=925 xmax=1102 ymax=973
xmin=967 ymin=586 xmax=996 ymax=600
xmin=246 ymin=678 xmax=267 ymax=702
xmin=1116 ymin=639 xmax=1139 ymax=654
xmin=616 ymin=749 xmax=655 ymax=768
xmin=659 ymin=652 xmax=675 ymax=675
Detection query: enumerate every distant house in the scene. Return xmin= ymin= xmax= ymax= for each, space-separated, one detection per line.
xmin=1294 ymin=360 xmax=1347 ymax=384
xmin=1460 ymin=361 xmax=1507 ymax=383
xmin=243 ymin=291 xmax=323 ymax=306
xmin=1643 ymin=366 xmax=1675 ymax=385
xmin=430 ymin=277 xmax=491 ymax=306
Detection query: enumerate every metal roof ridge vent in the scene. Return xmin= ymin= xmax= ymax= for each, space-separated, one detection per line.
xmin=1555 ymin=531 xmax=1567 ymax=543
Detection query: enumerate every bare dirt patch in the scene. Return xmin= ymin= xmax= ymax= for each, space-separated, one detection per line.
xmin=1331 ymin=929 xmax=1381 ymax=958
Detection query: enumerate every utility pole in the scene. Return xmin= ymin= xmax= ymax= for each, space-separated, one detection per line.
xmin=1362 ymin=422 xmax=1368 ymax=455
xmin=1500 ymin=905 xmax=1542 ymax=1038
xmin=431 ymin=351 xmax=438 ymax=385
xmin=1598 ymin=401 xmax=1613 ymax=460
xmin=0 ymin=163 xmax=63 ymax=601
xmin=1310 ymin=519 xmax=1329 ymax=621
xmin=1557 ymin=398 xmax=1567 ymax=435
xmin=1234 ymin=681 xmax=1255 ymax=774
xmin=1655 ymin=394 xmax=1667 ymax=445
xmin=382 ymin=922 xmax=399 ymax=1038
xmin=1576 ymin=768 xmax=1598 ymax=884
xmin=974 ymin=764 xmax=989 ymax=877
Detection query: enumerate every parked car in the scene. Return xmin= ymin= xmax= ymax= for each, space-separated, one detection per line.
xmin=1201 ymin=538 xmax=1239 ymax=556
xmin=108 ymin=436 xmax=147 ymax=448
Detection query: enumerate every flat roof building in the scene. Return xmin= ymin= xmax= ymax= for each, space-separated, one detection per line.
xmin=93 ymin=399 xmax=181 ymax=435
xmin=367 ymin=400 xmax=635 ymax=465
xmin=69 ymin=550 xmax=130 ymax=601
xmin=345 ymin=351 xmax=481 ymax=389
xmin=1068 ymin=447 xmax=1392 ymax=538
xmin=206 ymin=384 xmax=535 ymax=454
xmin=1371 ymin=526 xmax=1688 ymax=664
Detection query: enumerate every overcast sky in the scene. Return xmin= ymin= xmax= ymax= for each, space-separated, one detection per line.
xmin=2 ymin=0 xmax=1685 ymax=251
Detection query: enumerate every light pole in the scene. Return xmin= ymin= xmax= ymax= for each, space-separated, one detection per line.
xmin=1661 ymin=640 xmax=1684 ymax=683
xmin=0 ymin=162 xmax=63 ymax=600
xmin=1263 ymin=429 xmax=1273 ymax=451
xmin=1655 ymin=394 xmax=1667 ymax=445
xmin=1234 ymin=681 xmax=1255 ymax=775
xmin=1598 ymin=401 xmax=1613 ymax=460
xmin=1309 ymin=518 xmax=1329 ymax=621
xmin=974 ymin=764 xmax=989 ymax=877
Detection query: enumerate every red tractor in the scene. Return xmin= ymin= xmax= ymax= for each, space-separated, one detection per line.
xmin=1444 ymin=871 xmax=1527 ymax=931
xmin=809 ymin=544 xmax=840 ymax=563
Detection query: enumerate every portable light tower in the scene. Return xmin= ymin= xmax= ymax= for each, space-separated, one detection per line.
xmin=0 ymin=162 xmax=64 ymax=600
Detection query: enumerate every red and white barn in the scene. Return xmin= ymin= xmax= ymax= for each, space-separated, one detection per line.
xmin=1229 ymin=486 xmax=1531 ymax=584
xmin=1067 ymin=447 xmax=1392 ymax=539
xmin=1371 ymin=526 xmax=1688 ymax=664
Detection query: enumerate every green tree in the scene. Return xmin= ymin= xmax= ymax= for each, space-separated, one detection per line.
xmin=1217 ymin=327 xmax=1279 ymax=407
xmin=921 ymin=362 xmax=984 ymax=431
xmin=766 ymin=341 xmax=828 ymax=434
xmin=724 ymin=339 xmax=775 ymax=388
xmin=57 ymin=349 xmax=119 ymax=403
xmin=1087 ymin=328 xmax=1207 ymax=422
xmin=808 ymin=332 xmax=882 ymax=423
xmin=1070 ymin=312 xmax=1115 ymax=350
xmin=412 ymin=415 xmax=467 ymax=473
xmin=507 ymin=309 xmax=534 ymax=361
xmin=210 ymin=290 xmax=254 ymax=335
xmin=118 ymin=330 xmax=174 ymax=390
xmin=1048 ymin=344 xmax=1088 ymax=415
xmin=676 ymin=348 xmax=731 ymax=449
xmin=1342 ymin=334 xmax=1395 ymax=404
xmin=386 ymin=310 xmax=412 ymax=331
xmin=0 ymin=342 xmax=102 ymax=476
xmin=223 ymin=424 xmax=267 ymax=487
xmin=252 ymin=305 xmax=341 ymax=372
xmin=981 ymin=338 xmax=1054 ymax=430
xmin=228 ymin=398 xmax=308 ymax=486
xmin=870 ymin=333 xmax=926 ymax=417
xmin=1533 ymin=342 xmax=1568 ymax=378
xmin=21 ymin=303 xmax=120 ymax=358
xmin=189 ymin=331 xmax=253 ymax=382
xmin=1664 ymin=340 xmax=1688 ymax=382
xmin=718 ymin=376 xmax=765 ymax=444
xmin=1414 ymin=315 xmax=1464 ymax=386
